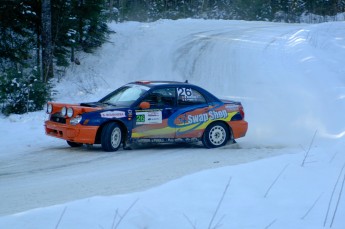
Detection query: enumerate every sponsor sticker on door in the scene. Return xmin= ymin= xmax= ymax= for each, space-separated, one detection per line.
xmin=136 ymin=111 xmax=162 ymax=124
xmin=101 ymin=111 xmax=126 ymax=118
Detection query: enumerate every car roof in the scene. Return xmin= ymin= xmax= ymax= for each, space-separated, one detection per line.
xmin=128 ymin=80 xmax=221 ymax=103
xmin=129 ymin=80 xmax=192 ymax=88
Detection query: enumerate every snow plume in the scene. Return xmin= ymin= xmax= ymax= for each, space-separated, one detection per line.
xmin=54 ymin=19 xmax=345 ymax=147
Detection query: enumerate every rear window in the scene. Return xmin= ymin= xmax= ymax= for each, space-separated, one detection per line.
xmin=177 ymin=87 xmax=206 ymax=106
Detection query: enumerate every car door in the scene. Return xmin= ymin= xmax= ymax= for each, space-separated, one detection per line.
xmin=171 ymin=86 xmax=211 ymax=139
xmin=132 ymin=87 xmax=177 ymax=140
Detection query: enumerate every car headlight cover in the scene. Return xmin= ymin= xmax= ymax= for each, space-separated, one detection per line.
xmin=47 ymin=103 xmax=53 ymax=114
xmin=67 ymin=107 xmax=74 ymax=117
xmin=61 ymin=107 xmax=67 ymax=116
xmin=70 ymin=115 xmax=82 ymax=125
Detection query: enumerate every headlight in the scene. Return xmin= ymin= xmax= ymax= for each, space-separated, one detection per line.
xmin=47 ymin=103 xmax=53 ymax=114
xmin=70 ymin=115 xmax=82 ymax=125
xmin=67 ymin=107 xmax=74 ymax=117
xmin=61 ymin=107 xmax=67 ymax=116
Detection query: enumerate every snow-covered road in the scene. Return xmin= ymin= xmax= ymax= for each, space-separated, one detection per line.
xmin=0 ymin=139 xmax=291 ymax=215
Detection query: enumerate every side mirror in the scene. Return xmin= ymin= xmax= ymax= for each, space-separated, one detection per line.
xmin=139 ymin=101 xmax=150 ymax=109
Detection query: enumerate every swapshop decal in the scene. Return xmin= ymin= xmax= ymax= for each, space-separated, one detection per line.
xmin=187 ymin=109 xmax=228 ymax=124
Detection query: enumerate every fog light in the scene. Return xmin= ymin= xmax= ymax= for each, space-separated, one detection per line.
xmin=67 ymin=107 xmax=74 ymax=117
xmin=61 ymin=107 xmax=67 ymax=116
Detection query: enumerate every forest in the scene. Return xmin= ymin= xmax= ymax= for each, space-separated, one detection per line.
xmin=1 ymin=0 xmax=344 ymax=115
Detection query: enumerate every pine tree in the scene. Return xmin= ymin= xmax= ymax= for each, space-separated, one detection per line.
xmin=0 ymin=1 xmax=36 ymax=68
xmin=42 ymin=0 xmax=54 ymax=82
xmin=1 ymin=0 xmax=111 ymax=115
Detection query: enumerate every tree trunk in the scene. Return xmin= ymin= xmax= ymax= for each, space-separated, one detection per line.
xmin=41 ymin=0 xmax=53 ymax=83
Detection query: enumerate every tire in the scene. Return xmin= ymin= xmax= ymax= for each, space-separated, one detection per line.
xmin=101 ymin=122 xmax=122 ymax=152
xmin=202 ymin=122 xmax=229 ymax=148
xmin=67 ymin=141 xmax=83 ymax=147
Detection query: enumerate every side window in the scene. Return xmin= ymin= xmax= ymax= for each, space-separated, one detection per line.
xmin=142 ymin=88 xmax=176 ymax=107
xmin=177 ymin=87 xmax=207 ymax=106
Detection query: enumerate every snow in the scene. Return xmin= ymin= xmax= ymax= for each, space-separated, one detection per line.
xmin=1 ymin=19 xmax=345 ymax=228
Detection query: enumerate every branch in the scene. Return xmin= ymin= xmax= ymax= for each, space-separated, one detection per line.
xmin=264 ymin=164 xmax=289 ymax=198
xmin=208 ymin=177 xmax=232 ymax=229
xmin=55 ymin=206 xmax=67 ymax=229
xmin=301 ymin=192 xmax=323 ymax=220
xmin=324 ymin=163 xmax=345 ymax=227
xmin=112 ymin=198 xmax=139 ymax=229
xmin=330 ymin=170 xmax=345 ymax=227
xmin=183 ymin=214 xmax=197 ymax=229
xmin=301 ymin=130 xmax=318 ymax=167
xmin=264 ymin=219 xmax=277 ymax=229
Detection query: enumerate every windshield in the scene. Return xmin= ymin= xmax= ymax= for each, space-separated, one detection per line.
xmin=99 ymin=84 xmax=149 ymax=106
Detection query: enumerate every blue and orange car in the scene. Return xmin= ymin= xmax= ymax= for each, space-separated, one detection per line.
xmin=45 ymin=81 xmax=248 ymax=151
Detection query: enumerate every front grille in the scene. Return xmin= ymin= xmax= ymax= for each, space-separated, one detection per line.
xmin=50 ymin=113 xmax=66 ymax=124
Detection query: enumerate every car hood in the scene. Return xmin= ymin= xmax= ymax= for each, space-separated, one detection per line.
xmin=47 ymin=102 xmax=102 ymax=117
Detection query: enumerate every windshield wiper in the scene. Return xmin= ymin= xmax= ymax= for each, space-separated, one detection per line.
xmin=102 ymin=101 xmax=116 ymax=106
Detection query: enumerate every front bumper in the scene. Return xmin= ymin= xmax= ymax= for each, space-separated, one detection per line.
xmin=45 ymin=120 xmax=98 ymax=144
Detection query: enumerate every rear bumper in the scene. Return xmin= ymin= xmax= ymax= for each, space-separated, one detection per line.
xmin=45 ymin=120 xmax=98 ymax=144
xmin=230 ymin=120 xmax=248 ymax=139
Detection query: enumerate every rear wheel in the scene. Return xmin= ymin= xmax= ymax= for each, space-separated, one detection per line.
xmin=101 ymin=122 xmax=122 ymax=152
xmin=202 ymin=122 xmax=229 ymax=148
xmin=67 ymin=141 xmax=83 ymax=147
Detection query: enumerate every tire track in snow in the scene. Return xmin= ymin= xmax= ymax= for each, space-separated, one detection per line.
xmin=0 ymin=142 xmax=295 ymax=216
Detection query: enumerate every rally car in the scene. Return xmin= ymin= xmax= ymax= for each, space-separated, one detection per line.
xmin=45 ymin=81 xmax=248 ymax=151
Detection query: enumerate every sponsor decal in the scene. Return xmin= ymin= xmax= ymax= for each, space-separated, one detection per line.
xmin=134 ymin=138 xmax=199 ymax=143
xmin=136 ymin=111 xmax=162 ymax=124
xmin=188 ymin=113 xmax=208 ymax=124
xmin=225 ymin=104 xmax=239 ymax=111
xmin=101 ymin=111 xmax=126 ymax=118
xmin=187 ymin=109 xmax=228 ymax=124
xmin=177 ymin=87 xmax=202 ymax=102
xmin=127 ymin=110 xmax=133 ymax=117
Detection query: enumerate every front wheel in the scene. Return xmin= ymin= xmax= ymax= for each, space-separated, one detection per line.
xmin=202 ymin=122 xmax=229 ymax=148
xmin=101 ymin=122 xmax=122 ymax=152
